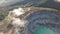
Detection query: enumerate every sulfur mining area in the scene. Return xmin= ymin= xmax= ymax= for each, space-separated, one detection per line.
xmin=0 ymin=0 xmax=60 ymax=34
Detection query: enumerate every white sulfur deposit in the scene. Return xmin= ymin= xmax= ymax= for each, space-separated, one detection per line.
xmin=11 ymin=8 xmax=24 ymax=16
xmin=12 ymin=17 xmax=26 ymax=27
xmin=10 ymin=7 xmax=26 ymax=26
xmin=10 ymin=8 xmax=27 ymax=34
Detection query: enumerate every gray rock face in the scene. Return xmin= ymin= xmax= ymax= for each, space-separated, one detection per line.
xmin=23 ymin=9 xmax=60 ymax=34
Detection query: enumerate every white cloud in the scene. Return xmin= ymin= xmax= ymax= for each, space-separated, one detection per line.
xmin=0 ymin=0 xmax=24 ymax=7
xmin=54 ymin=0 xmax=60 ymax=2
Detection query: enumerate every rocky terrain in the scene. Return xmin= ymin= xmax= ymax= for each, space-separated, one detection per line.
xmin=0 ymin=0 xmax=60 ymax=34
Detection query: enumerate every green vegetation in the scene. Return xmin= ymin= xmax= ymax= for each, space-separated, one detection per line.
xmin=0 ymin=11 xmax=9 ymax=20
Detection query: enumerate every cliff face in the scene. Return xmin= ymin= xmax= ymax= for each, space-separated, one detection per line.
xmin=23 ymin=7 xmax=60 ymax=34
xmin=0 ymin=7 xmax=60 ymax=34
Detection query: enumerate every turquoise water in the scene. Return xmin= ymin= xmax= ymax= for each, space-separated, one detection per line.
xmin=34 ymin=26 xmax=57 ymax=34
